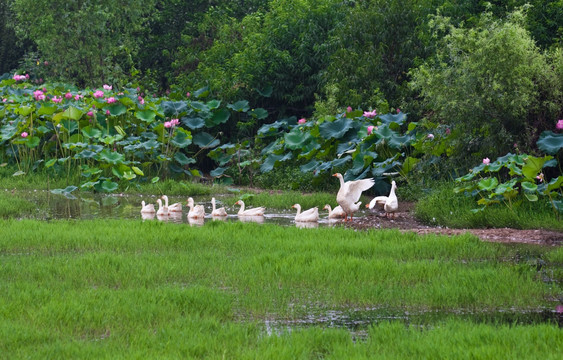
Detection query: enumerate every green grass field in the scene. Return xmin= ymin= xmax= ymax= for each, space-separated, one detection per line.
xmin=1 ymin=219 xmax=561 ymax=358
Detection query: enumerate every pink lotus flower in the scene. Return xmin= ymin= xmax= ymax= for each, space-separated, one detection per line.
xmin=87 ymin=111 xmax=94 ymax=117
xmin=12 ymin=74 xmax=26 ymax=81
xmin=298 ymin=118 xmax=306 ymax=124
xmin=33 ymin=90 xmax=46 ymax=101
xmin=21 ymin=132 xmax=28 ymax=138
xmin=367 ymin=125 xmax=375 ymax=135
xmin=74 ymin=94 xmax=81 ymax=101
xmin=397 ymin=108 xmax=401 ymax=113
xmin=2 ymin=98 xmax=6 ymax=103
xmin=93 ymin=90 xmax=104 ymax=98
xmin=363 ymin=110 xmax=377 ymax=118
xmin=103 ymin=84 xmax=112 ymax=91
xmin=483 ymin=158 xmax=490 ymax=165
xmin=164 ymin=121 xmax=172 ymax=128
xmin=106 ymin=110 xmax=110 ymax=116
xmin=25 ymin=74 xmax=29 ymax=79
xmin=556 ymin=119 xmax=563 ymax=130
xmin=186 ymin=92 xmax=191 ymax=98
xmin=427 ymin=133 xmax=434 ymax=140
xmin=52 ymin=96 xmax=62 ymax=103
xmin=138 ymin=96 xmax=145 ymax=104
xmin=446 ymin=128 xmax=451 ymax=135
xmin=65 ymin=92 xmax=73 ymax=99
xmin=536 ymin=173 xmax=544 ymax=182
xmin=170 ymin=118 xmax=180 ymax=127
xmin=346 ymin=106 xmax=352 ymax=113
xmin=44 ymin=61 xmax=48 ymax=66
xmin=106 ymin=97 xmax=116 ymax=104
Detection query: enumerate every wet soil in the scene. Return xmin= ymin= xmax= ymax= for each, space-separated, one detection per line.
xmin=348 ymin=202 xmax=563 ymax=246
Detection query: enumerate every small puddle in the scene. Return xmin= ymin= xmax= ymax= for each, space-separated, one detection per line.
xmin=262 ymin=307 xmax=563 ymax=340
xmin=8 ymin=190 xmax=360 ymax=227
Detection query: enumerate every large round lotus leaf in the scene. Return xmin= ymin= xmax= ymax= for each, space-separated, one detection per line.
xmin=260 ymin=153 xmax=292 ymax=172
xmin=206 ymin=99 xmax=221 ymax=109
xmin=319 ymin=117 xmax=353 ymax=139
xmin=193 ymin=86 xmax=209 ymax=99
xmin=140 ymin=139 xmax=159 ymax=150
xmin=161 ymin=101 xmax=188 ymax=116
xmin=190 ymin=101 xmax=209 ymax=112
xmin=74 ymin=150 xmax=97 ymax=159
xmin=477 ymin=177 xmax=499 ymax=191
xmin=81 ymin=126 xmax=102 ymax=139
xmin=284 ymin=130 xmax=312 ymax=150
xmin=522 ymin=155 xmax=553 ymax=180
xmin=171 ymin=130 xmax=192 ymax=148
xmin=98 ymin=149 xmax=125 ymax=164
xmin=193 ymin=132 xmax=219 ymax=148
xmin=537 ymin=131 xmax=563 ymax=155
xmin=174 ymin=152 xmax=196 ymax=166
xmin=38 ymin=103 xmax=58 ymax=116
xmin=250 ymin=108 xmax=268 ymax=120
xmin=99 ymin=180 xmax=119 ymax=193
xmin=135 ymin=110 xmax=156 ymax=123
xmin=206 ymin=108 xmax=230 ymax=126
xmin=210 ymin=167 xmax=227 ymax=177
xmin=108 ymin=104 xmax=127 ymax=116
xmin=379 ymin=112 xmax=406 ymax=125
xmin=331 ymin=155 xmax=352 ymax=168
xmin=61 ymin=120 xmax=78 ymax=133
xmin=227 ymin=100 xmax=250 ymax=112
xmin=388 ymin=134 xmax=414 ymax=149
xmin=182 ymin=116 xmax=205 ymax=129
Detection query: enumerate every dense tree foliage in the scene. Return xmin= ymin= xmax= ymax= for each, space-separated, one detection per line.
xmin=2 ymin=0 xmax=562 ymax=182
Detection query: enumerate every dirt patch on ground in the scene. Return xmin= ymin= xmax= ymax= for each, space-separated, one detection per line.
xmin=348 ymin=202 xmax=563 ymax=246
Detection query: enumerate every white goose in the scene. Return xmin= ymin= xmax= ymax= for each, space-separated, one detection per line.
xmin=234 ymin=200 xmax=265 ymax=217
xmin=366 ymin=180 xmax=398 ymax=218
xmin=186 ymin=197 xmax=205 ymax=219
xmin=140 ymin=200 xmax=155 ymax=214
xmin=156 ymin=198 xmax=168 ymax=216
xmin=333 ymin=172 xmax=375 ymax=221
xmin=161 ymin=195 xmax=182 ymax=213
xmin=292 ymin=204 xmax=319 ymax=222
xmin=323 ymin=204 xmax=346 ymax=219
xmin=211 ymin=197 xmax=228 ymax=217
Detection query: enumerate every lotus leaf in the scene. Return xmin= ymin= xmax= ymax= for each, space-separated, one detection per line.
xmin=478 ymin=177 xmax=498 ymax=191
xmin=25 ymin=136 xmax=40 ymax=148
xmin=319 ymin=117 xmax=353 ymax=139
xmin=379 ymin=112 xmax=406 ymax=125
xmin=37 ymin=103 xmax=58 ymax=115
xmin=227 ymin=100 xmax=250 ymax=112
xmin=99 ymin=180 xmax=119 ymax=193
xmin=210 ymin=167 xmax=227 ymax=177
xmin=171 ymin=130 xmax=193 ymax=148
xmin=190 ymin=101 xmax=209 ymax=112
xmin=161 ymin=101 xmax=188 ymax=116
xmin=522 ymin=155 xmax=553 ymax=180
xmin=82 ymin=126 xmax=102 ymax=139
xmin=537 ymin=131 xmax=563 ymax=155
xmin=250 ymin=108 xmax=268 ymax=120
xmin=207 ymin=108 xmax=230 ymax=126
xmin=98 ymin=149 xmax=124 ymax=164
xmin=61 ymin=106 xmax=83 ymax=121
xmin=174 ymin=152 xmax=196 ymax=166
xmin=193 ymin=132 xmax=219 ymax=148
xmin=255 ymin=85 xmax=273 ymax=97
xmin=300 ymin=160 xmax=320 ymax=173
xmin=74 ymin=150 xmax=97 ymax=160
xmin=284 ymin=130 xmax=312 ymax=150
xmin=140 ymin=139 xmax=160 ymax=150
xmin=193 ymin=86 xmax=209 ymax=98
xmin=61 ymin=119 xmax=78 ymax=133
xmin=331 ymin=155 xmax=352 ymax=168
xmin=135 ymin=110 xmax=156 ymax=123
xmin=182 ymin=116 xmax=205 ymax=129
xmin=132 ymin=166 xmax=144 ymax=176
xmin=16 ymin=106 xmax=33 ymax=117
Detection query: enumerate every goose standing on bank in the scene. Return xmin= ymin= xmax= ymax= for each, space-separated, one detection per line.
xmin=292 ymin=204 xmax=319 ymax=222
xmin=366 ymin=180 xmax=398 ymax=218
xmin=161 ymin=195 xmax=182 ymax=213
xmin=333 ymin=173 xmax=375 ymax=221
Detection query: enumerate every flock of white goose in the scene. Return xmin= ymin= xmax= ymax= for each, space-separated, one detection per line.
xmin=140 ymin=173 xmax=398 ymax=224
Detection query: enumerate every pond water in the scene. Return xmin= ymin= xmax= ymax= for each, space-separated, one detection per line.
xmin=13 ymin=190 xmax=358 ymax=227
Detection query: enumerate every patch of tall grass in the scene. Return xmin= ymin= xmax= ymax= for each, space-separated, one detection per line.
xmin=415 ymin=182 xmax=563 ymax=230
xmin=0 ymin=191 xmax=37 ymax=218
xmin=1 ymin=219 xmax=561 ymax=357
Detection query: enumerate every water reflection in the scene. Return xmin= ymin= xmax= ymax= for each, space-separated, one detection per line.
xmin=15 ymin=190 xmax=372 ymax=227
xmin=188 ymin=217 xmax=205 ymax=226
xmin=238 ymin=215 xmax=265 ymax=224
xmin=295 ymin=221 xmax=319 ymax=229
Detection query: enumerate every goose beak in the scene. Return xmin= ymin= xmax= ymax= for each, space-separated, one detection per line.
xmin=332 ymin=173 xmax=338 ymax=177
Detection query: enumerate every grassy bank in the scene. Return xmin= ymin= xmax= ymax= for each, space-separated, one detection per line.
xmin=0 ymin=219 xmax=561 ymax=358
xmin=415 ymin=182 xmax=563 ymax=230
